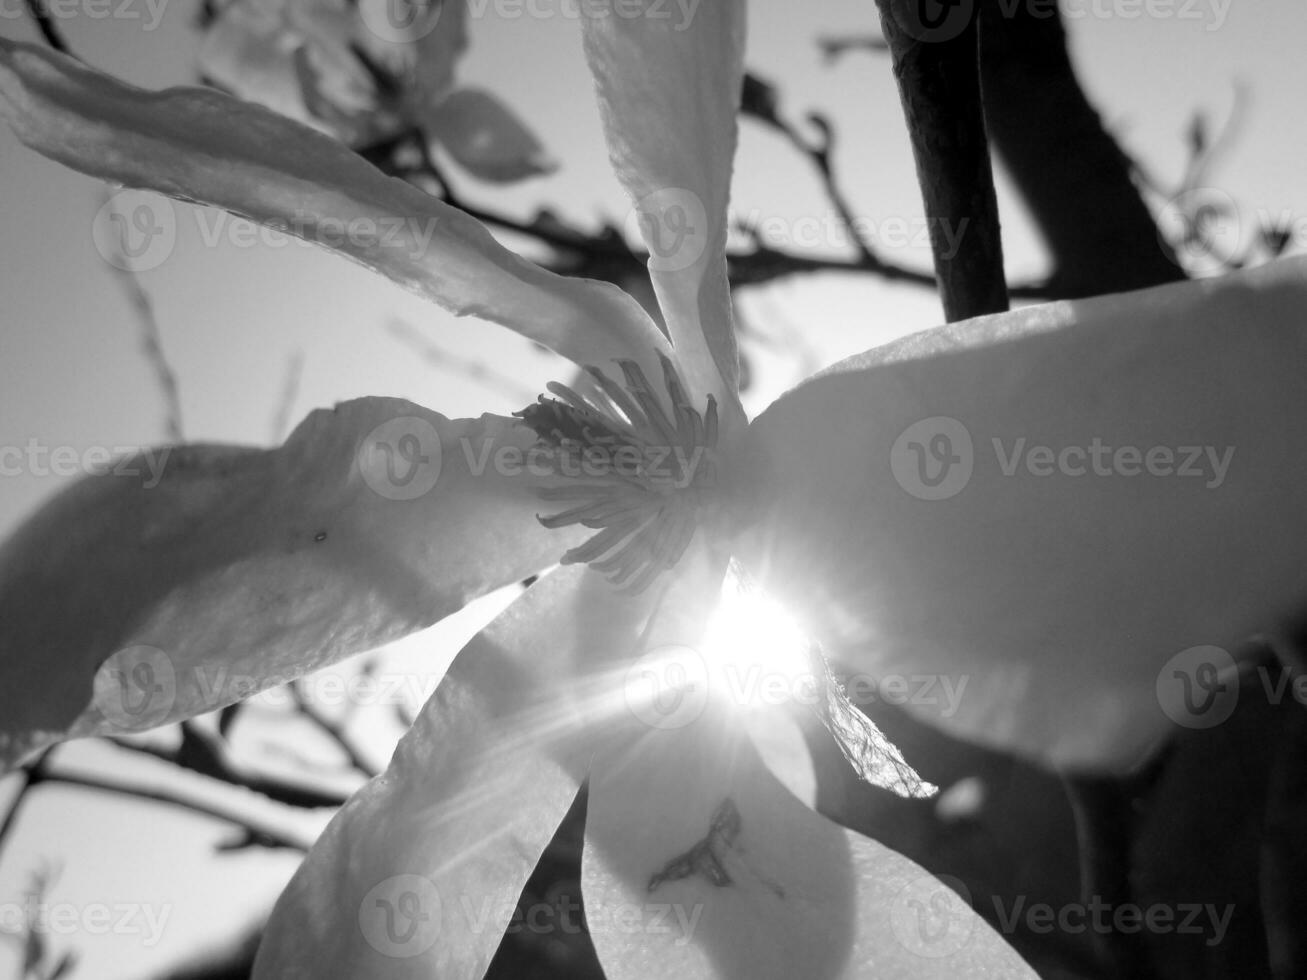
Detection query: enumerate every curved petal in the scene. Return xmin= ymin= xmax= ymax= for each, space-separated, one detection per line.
xmin=0 ymin=39 xmax=669 ymax=375
xmin=734 ymin=256 xmax=1307 ymax=771
xmin=424 ymin=87 xmax=556 ymax=184
xmin=252 ymin=564 xmax=657 ymax=979
xmin=0 ymin=398 xmax=576 ymax=770
xmin=580 ymin=0 xmax=746 ymax=414
xmin=583 ymin=702 xmax=1034 ymax=978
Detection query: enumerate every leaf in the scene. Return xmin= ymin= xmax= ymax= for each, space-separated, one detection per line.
xmin=424 ymin=87 xmax=557 ymax=183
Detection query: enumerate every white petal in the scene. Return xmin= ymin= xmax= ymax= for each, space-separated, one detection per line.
xmin=736 ymin=256 xmax=1307 ymax=770
xmin=253 ymin=564 xmax=656 ymax=979
xmin=0 ymin=399 xmax=574 ymax=769
xmin=0 ymin=39 xmax=668 ymax=375
xmin=580 ymin=0 xmax=746 ymax=414
xmin=583 ymin=702 xmax=1035 ymax=978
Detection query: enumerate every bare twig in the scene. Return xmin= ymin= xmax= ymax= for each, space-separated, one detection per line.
xmin=107 ymin=730 xmax=351 ymax=810
xmin=98 ymin=190 xmax=185 ymax=442
xmin=816 ymin=34 xmax=889 ymax=63
xmin=0 ymin=747 xmax=54 ymax=852
xmin=22 ymin=0 xmax=70 ymax=55
xmin=30 ymin=766 xmax=320 ymax=852
xmin=369 ymin=128 xmax=1060 ymax=301
xmin=290 ymin=681 xmax=378 ymax=777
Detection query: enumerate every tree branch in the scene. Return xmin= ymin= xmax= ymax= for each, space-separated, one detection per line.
xmin=29 ymin=763 xmax=321 ymax=852
xmin=22 ymin=0 xmax=70 ymax=55
xmin=872 ymin=0 xmax=1008 ymax=320
xmin=977 ymin=3 xmax=1186 ymax=295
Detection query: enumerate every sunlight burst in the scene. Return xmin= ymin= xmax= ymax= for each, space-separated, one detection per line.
xmin=701 ymin=569 xmax=814 ymax=710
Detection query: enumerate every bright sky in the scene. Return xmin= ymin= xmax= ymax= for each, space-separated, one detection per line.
xmin=1 ymin=0 xmax=1305 ymax=975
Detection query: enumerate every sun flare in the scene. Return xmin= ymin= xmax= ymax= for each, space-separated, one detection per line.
xmin=701 ymin=569 xmax=814 ymax=709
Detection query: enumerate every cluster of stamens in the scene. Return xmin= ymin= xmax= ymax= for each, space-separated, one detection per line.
xmin=514 ymin=353 xmax=719 ymax=594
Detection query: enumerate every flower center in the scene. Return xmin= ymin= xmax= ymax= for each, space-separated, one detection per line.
xmin=514 ymin=353 xmax=719 ymax=594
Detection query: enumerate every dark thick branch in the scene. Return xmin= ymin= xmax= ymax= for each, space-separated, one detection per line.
xmin=977 ymin=4 xmax=1185 ymax=295
xmin=872 ymin=0 xmax=1009 ymax=320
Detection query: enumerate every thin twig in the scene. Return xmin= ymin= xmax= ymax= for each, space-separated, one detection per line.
xmin=99 ymin=190 xmax=185 ymax=442
xmin=107 ymin=732 xmax=351 ymax=809
xmin=368 ymin=129 xmax=1059 ymax=301
xmin=22 ymin=0 xmax=70 ymax=55
xmin=0 ymin=747 xmax=54 ymax=852
xmin=30 ymin=767 xmax=320 ymax=852
xmin=290 ymin=681 xmax=378 ymax=777
xmin=816 ymin=34 xmax=889 ymax=63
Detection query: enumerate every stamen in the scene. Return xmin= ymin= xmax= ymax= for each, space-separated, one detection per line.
xmin=618 ymin=360 xmax=681 ymax=452
xmin=514 ymin=359 xmax=718 ymax=594
xmin=584 ymin=366 xmax=644 ymax=427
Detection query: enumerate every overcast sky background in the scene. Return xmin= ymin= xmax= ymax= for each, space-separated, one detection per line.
xmin=1 ymin=0 xmax=1306 ymax=975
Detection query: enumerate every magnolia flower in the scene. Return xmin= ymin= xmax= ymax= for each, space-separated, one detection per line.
xmin=202 ymin=0 xmax=556 ymax=181
xmin=2 ymin=3 xmax=1306 ymax=978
